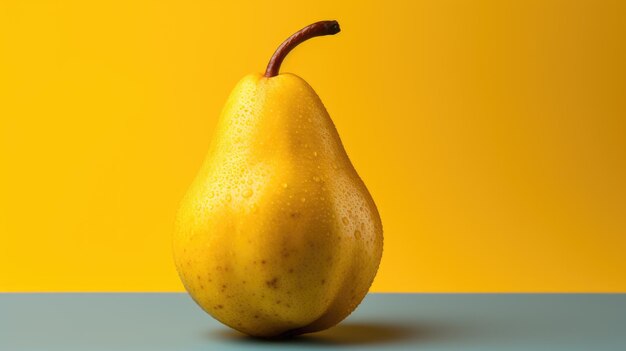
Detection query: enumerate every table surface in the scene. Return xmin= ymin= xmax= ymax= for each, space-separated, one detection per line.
xmin=1 ymin=293 xmax=625 ymax=350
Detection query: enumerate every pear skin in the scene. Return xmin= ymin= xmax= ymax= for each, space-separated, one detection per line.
xmin=173 ymin=21 xmax=383 ymax=338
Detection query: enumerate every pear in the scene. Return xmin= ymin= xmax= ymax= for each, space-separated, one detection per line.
xmin=173 ymin=20 xmax=383 ymax=338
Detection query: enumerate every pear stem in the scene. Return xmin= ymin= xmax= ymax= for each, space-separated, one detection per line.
xmin=264 ymin=20 xmax=341 ymax=78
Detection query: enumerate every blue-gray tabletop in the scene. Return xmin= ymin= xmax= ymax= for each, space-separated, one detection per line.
xmin=1 ymin=293 xmax=625 ymax=350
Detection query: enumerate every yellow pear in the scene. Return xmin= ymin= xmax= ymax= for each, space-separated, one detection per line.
xmin=173 ymin=20 xmax=383 ymax=338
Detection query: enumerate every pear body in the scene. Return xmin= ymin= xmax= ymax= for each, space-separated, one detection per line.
xmin=173 ymin=73 xmax=383 ymax=337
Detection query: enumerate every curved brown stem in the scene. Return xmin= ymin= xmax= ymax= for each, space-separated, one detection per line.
xmin=264 ymin=20 xmax=340 ymax=78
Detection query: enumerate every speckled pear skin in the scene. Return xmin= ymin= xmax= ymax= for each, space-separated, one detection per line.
xmin=173 ymin=73 xmax=383 ymax=338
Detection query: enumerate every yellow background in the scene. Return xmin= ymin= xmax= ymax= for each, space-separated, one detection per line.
xmin=1 ymin=0 xmax=625 ymax=292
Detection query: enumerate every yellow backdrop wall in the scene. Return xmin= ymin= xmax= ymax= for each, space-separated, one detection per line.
xmin=1 ymin=0 xmax=625 ymax=292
